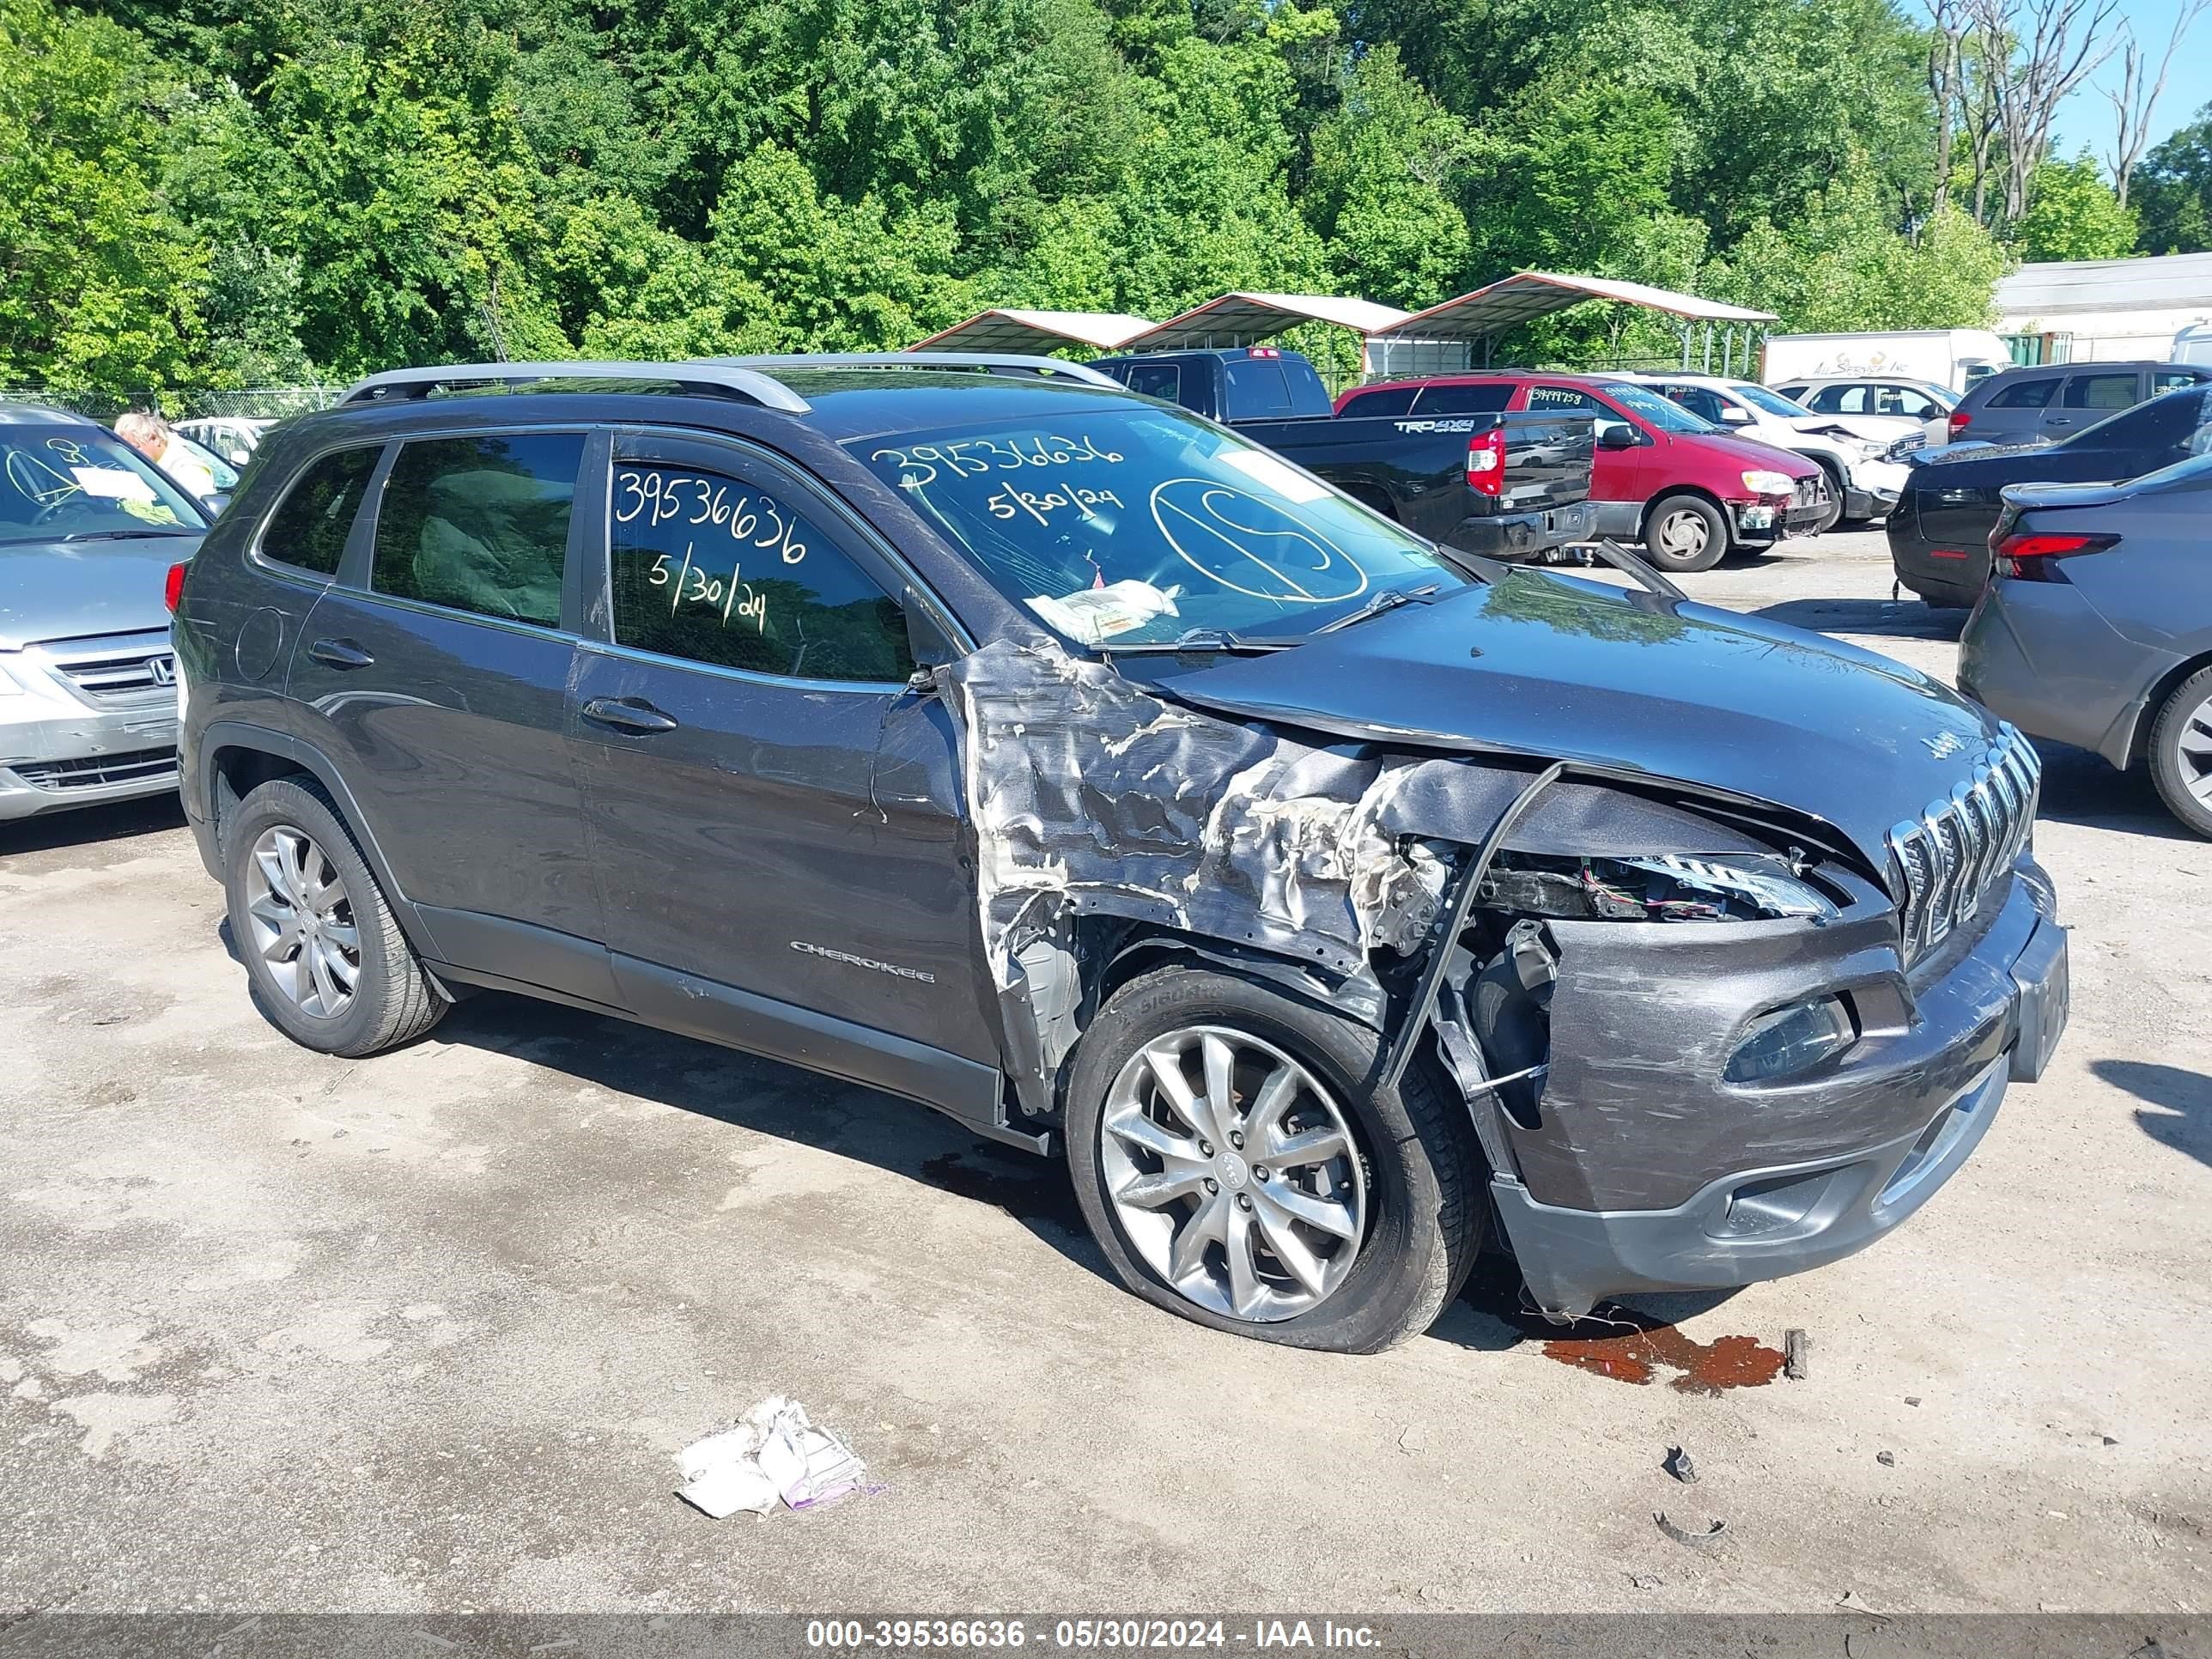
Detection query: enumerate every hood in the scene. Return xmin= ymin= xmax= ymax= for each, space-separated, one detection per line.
xmin=0 ymin=533 xmax=200 ymax=650
xmin=1681 ymin=428 xmax=1821 ymax=477
xmin=1790 ymin=413 xmax=1917 ymax=444
xmin=1128 ymin=572 xmax=2000 ymax=872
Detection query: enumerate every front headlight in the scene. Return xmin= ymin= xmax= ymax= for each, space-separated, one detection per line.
xmin=1741 ymin=469 xmax=1796 ymax=495
xmin=1855 ymin=439 xmax=1889 ymax=461
xmin=1723 ymin=996 xmax=1855 ymax=1083
xmin=1480 ymin=851 xmax=1840 ymax=922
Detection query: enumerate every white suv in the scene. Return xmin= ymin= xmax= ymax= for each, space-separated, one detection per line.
xmin=1610 ymin=373 xmax=1917 ymax=526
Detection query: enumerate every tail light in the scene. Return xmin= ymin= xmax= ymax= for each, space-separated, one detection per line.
xmin=1466 ymin=427 xmax=1506 ymax=497
xmin=164 ymin=562 xmax=189 ymax=614
xmin=1948 ymin=410 xmax=1972 ymax=441
xmin=1991 ymin=529 xmax=2117 ymax=581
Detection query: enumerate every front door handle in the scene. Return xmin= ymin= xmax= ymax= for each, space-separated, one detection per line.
xmin=582 ymin=696 xmax=679 ymax=734
xmin=307 ymin=637 xmax=374 ymax=669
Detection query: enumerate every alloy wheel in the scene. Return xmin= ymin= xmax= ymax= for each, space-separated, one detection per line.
xmin=246 ymin=825 xmax=361 ymax=1018
xmin=2179 ymin=691 xmax=2212 ymax=808
xmin=1099 ymin=1025 xmax=1368 ymax=1322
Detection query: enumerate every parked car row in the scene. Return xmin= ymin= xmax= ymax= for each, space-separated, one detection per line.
xmin=1885 ymin=362 xmax=2212 ymax=840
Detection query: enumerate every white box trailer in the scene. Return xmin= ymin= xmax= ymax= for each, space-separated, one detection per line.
xmin=1759 ymin=330 xmax=2014 ymax=393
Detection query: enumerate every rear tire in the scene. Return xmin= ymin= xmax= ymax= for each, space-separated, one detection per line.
xmin=1640 ymin=493 xmax=1729 ymax=573
xmin=1065 ymin=967 xmax=1482 ymax=1352
xmin=223 ymin=777 xmax=447 ymax=1056
xmin=2148 ymin=665 xmax=2212 ymax=840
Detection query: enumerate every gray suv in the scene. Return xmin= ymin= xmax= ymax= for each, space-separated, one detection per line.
xmin=1948 ymin=361 xmax=2211 ymax=447
xmin=1 ymin=405 xmax=209 ymax=820
xmin=172 ymin=356 xmax=2069 ymax=1352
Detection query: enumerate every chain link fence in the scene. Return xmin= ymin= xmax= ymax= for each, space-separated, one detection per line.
xmin=0 ymin=386 xmax=339 ymax=423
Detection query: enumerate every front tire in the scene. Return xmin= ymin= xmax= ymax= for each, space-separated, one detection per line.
xmin=1641 ymin=493 xmax=1729 ymax=573
xmin=2148 ymin=666 xmax=2212 ymax=839
xmin=223 ymin=777 xmax=447 ymax=1056
xmin=1065 ymin=968 xmax=1481 ymax=1352
xmin=1809 ymin=460 xmax=1846 ymax=533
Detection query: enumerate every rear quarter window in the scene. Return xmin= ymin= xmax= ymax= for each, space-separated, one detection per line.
xmin=258 ymin=445 xmax=384 ymax=575
xmin=1985 ymin=377 xmax=2060 ymax=410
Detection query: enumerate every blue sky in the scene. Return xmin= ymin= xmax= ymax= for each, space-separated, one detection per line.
xmin=2049 ymin=0 xmax=2212 ymax=167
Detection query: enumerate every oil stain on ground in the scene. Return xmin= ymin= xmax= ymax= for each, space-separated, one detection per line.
xmin=1461 ymin=1255 xmax=1785 ymax=1395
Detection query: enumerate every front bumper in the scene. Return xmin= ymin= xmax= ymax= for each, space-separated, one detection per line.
xmin=0 ymin=640 xmax=181 ymax=821
xmin=1733 ymin=492 xmax=1830 ymax=545
xmin=1474 ymin=866 xmax=2068 ymax=1319
xmin=1844 ymin=459 xmax=1910 ymax=520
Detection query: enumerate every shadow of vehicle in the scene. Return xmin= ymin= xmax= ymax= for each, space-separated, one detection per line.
xmin=2091 ymin=1058 xmax=2211 ymax=1170
xmin=0 ymin=794 xmax=187 ymax=864
xmin=216 ymin=946 xmax=1109 ymax=1281
xmin=2031 ymin=738 xmax=2205 ymax=842
xmin=1751 ymin=596 xmax=1966 ymax=642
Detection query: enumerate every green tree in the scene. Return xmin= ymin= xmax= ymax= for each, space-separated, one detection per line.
xmin=0 ymin=0 xmax=205 ymax=398
xmin=1304 ymin=47 xmax=1473 ymax=307
xmin=2016 ymin=153 xmax=2138 ymax=261
xmin=2134 ymin=103 xmax=2212 ymax=254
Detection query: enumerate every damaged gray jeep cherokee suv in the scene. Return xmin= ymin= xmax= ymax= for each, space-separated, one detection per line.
xmin=173 ymin=356 xmax=2069 ymax=1352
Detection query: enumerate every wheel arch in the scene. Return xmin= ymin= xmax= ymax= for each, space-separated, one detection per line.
xmin=1639 ymin=484 xmax=1730 ymax=538
xmin=199 ymin=722 xmax=442 ymax=962
xmin=2124 ymin=648 xmax=2212 ymax=765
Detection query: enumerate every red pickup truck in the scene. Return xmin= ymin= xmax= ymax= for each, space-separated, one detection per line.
xmin=1337 ymin=373 xmax=1827 ymax=572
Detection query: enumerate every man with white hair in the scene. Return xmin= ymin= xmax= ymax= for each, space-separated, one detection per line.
xmin=116 ymin=410 xmax=219 ymax=502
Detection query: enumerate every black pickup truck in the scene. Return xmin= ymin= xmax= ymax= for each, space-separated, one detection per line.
xmin=1091 ymin=347 xmax=1596 ymax=561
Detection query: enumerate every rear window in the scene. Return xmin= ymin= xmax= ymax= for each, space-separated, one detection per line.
xmin=1413 ymin=384 xmax=1513 ymax=416
xmin=2063 ymin=372 xmax=2139 ymax=410
xmin=370 ymin=432 xmax=585 ymax=628
xmin=1221 ymin=358 xmax=1295 ymax=421
xmin=1986 ymin=376 xmax=2059 ymax=410
xmin=259 ymin=445 xmax=381 ymax=574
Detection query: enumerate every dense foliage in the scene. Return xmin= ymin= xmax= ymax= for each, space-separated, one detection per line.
xmin=2136 ymin=102 xmax=2212 ymax=256
xmin=0 ymin=0 xmax=2159 ymax=402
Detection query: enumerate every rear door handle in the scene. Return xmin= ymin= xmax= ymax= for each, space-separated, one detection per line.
xmin=307 ymin=637 xmax=374 ymax=669
xmin=582 ymin=696 xmax=679 ymax=734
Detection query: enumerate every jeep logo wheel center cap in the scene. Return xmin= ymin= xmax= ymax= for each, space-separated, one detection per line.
xmin=1218 ymin=1151 xmax=1249 ymax=1190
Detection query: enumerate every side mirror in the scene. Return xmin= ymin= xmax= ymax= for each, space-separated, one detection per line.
xmin=1596 ymin=421 xmax=1640 ymax=450
xmin=903 ymin=590 xmax=962 ymax=691
xmin=1720 ymin=405 xmax=1753 ymax=424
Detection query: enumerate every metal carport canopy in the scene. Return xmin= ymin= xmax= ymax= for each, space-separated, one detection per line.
xmin=1123 ymin=292 xmax=1415 ymax=350
xmin=907 ymin=308 xmax=1159 ymax=355
xmin=1369 ymin=271 xmax=1778 ymax=341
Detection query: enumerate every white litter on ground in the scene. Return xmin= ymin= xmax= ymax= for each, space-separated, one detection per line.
xmin=676 ymin=1396 xmax=872 ymax=1519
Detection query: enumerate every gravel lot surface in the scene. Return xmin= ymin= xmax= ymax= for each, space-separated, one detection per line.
xmin=3 ymin=528 xmax=2207 ymax=1613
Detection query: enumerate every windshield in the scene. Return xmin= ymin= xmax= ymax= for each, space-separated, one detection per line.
xmin=0 ymin=426 xmax=204 ymax=545
xmin=1600 ymin=381 xmax=1718 ymax=434
xmin=848 ymin=405 xmax=1468 ymax=647
xmin=1732 ymin=383 xmax=1814 ymax=419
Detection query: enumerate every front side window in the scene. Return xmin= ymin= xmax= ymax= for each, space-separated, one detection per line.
xmin=1805 ymin=386 xmax=1855 ymax=413
xmin=0 ymin=425 xmax=204 ymax=547
xmin=2153 ymin=370 xmax=2205 ymax=395
xmin=610 ymin=463 xmax=913 ymax=684
xmin=259 ymin=445 xmax=381 ymax=574
xmin=370 ymin=432 xmax=584 ymax=628
xmin=2064 ymin=373 xmax=2139 ymax=410
xmin=1665 ymin=385 xmax=1733 ymax=424
xmin=852 ymin=404 xmax=1468 ymax=648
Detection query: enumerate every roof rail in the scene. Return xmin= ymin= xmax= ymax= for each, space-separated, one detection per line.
xmin=338 ymin=361 xmax=813 ymax=414
xmin=721 ymin=352 xmax=1125 ymax=392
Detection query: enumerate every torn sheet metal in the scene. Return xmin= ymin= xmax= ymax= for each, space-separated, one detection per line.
xmin=936 ymin=638 xmax=1771 ymax=1000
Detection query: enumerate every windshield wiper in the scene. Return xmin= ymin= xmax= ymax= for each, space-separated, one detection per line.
xmin=1314 ymin=583 xmax=1439 ymax=634
xmin=1100 ymin=626 xmax=1295 ymax=655
xmin=58 ymin=529 xmax=197 ymax=542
